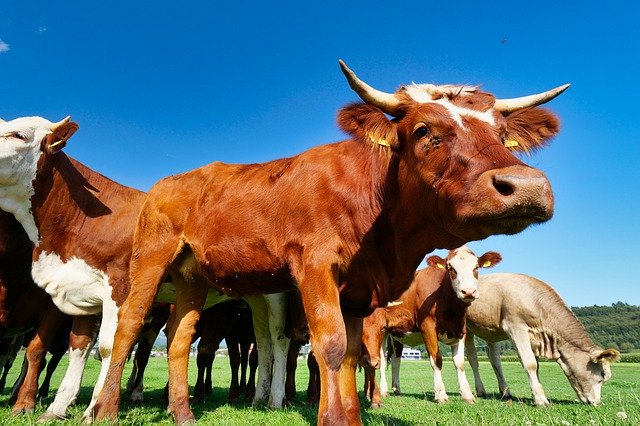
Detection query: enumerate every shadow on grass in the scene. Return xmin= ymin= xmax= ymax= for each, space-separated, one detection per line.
xmin=116 ymin=387 xmax=412 ymax=425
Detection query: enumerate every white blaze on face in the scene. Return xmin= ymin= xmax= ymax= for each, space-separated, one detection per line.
xmin=446 ymin=247 xmax=480 ymax=302
xmin=0 ymin=116 xmax=56 ymax=244
xmin=32 ymin=251 xmax=111 ymax=316
xmin=404 ymin=84 xmax=496 ymax=130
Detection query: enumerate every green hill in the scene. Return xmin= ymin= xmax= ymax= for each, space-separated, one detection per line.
xmin=572 ymin=302 xmax=640 ymax=351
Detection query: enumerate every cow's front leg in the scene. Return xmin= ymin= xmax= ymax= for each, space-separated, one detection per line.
xmin=42 ymin=315 xmax=97 ymax=420
xmin=264 ymin=292 xmax=290 ymax=409
xmin=244 ymin=295 xmax=273 ymax=406
xmin=451 ymin=340 xmax=475 ymax=403
xmin=422 ymin=320 xmax=448 ymax=403
xmin=340 ymin=315 xmax=363 ymax=420
xmin=298 ymin=265 xmax=354 ymax=425
xmin=12 ymin=305 xmax=65 ymax=415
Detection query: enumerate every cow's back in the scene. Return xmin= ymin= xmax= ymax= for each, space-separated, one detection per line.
xmin=467 ymin=273 xmax=563 ymax=342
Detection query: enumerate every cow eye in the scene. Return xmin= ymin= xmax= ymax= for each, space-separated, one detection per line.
xmin=2 ymin=132 xmax=26 ymax=141
xmin=413 ymin=126 xmax=430 ymax=139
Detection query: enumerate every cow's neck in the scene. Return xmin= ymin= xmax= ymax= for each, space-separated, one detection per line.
xmin=438 ymin=275 xmax=468 ymax=316
xmin=0 ymin=171 xmax=40 ymax=245
xmin=29 ymin=153 xmax=127 ymax=254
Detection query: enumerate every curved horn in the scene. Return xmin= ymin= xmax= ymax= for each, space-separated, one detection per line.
xmin=494 ymin=84 xmax=570 ymax=114
xmin=50 ymin=116 xmax=71 ymax=131
xmin=339 ymin=60 xmax=402 ymax=116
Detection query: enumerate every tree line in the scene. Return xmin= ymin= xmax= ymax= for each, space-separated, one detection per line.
xmin=572 ymin=302 xmax=640 ymax=352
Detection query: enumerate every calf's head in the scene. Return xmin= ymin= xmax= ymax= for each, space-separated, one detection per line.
xmin=0 ymin=116 xmax=78 ymax=243
xmin=427 ymin=246 xmax=501 ymax=302
xmin=338 ymin=61 xmax=567 ymax=247
xmin=560 ymin=348 xmax=620 ymax=405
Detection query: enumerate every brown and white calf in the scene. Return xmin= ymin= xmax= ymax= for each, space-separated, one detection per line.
xmin=361 ymin=247 xmax=501 ymax=407
xmin=0 ymin=115 xmax=148 ymax=420
xmin=465 ymin=273 xmax=620 ymax=406
xmin=93 ymin=61 xmax=565 ymax=425
xmin=0 ymin=117 xmax=291 ymax=419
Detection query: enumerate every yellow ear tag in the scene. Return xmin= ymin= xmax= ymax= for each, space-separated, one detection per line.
xmin=368 ymin=133 xmax=390 ymax=147
xmin=436 ymin=263 xmax=446 ymax=270
xmin=481 ymin=261 xmax=492 ymax=267
xmin=504 ymin=139 xmax=519 ymax=148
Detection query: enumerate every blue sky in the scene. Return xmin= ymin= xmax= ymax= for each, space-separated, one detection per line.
xmin=1 ymin=1 xmax=638 ymax=306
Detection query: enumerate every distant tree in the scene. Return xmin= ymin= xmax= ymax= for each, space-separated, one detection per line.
xmin=619 ymin=342 xmax=635 ymax=353
xmin=573 ymin=302 xmax=640 ymax=349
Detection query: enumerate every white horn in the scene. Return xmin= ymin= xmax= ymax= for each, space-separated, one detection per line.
xmin=50 ymin=115 xmax=71 ymax=131
xmin=339 ymin=60 xmax=402 ymax=116
xmin=494 ymin=84 xmax=570 ymax=114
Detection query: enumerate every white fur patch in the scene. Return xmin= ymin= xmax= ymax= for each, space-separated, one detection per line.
xmin=404 ymin=84 xmax=495 ymax=130
xmin=0 ymin=117 xmax=54 ymax=244
xmin=31 ymin=251 xmax=111 ymax=316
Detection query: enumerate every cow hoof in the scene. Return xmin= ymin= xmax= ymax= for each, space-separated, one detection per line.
xmin=462 ymin=397 xmax=476 ymax=404
xmin=393 ymin=389 xmax=401 ymax=395
xmin=12 ymin=407 xmax=34 ymax=416
xmin=38 ymin=411 xmax=66 ymax=422
xmin=370 ymin=402 xmax=384 ymax=409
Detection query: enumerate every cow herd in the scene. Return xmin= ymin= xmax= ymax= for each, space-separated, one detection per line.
xmin=0 ymin=61 xmax=619 ymax=425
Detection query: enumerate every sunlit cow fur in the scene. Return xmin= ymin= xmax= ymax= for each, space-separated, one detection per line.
xmin=92 ymin=61 xmax=565 ymax=425
xmin=465 ymin=273 xmax=620 ymax=406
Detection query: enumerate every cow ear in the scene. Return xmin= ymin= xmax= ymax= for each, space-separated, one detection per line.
xmin=591 ymin=348 xmax=621 ymax=363
xmin=44 ymin=117 xmax=79 ymax=154
xmin=478 ymin=251 xmax=502 ymax=268
xmin=504 ymin=107 xmax=560 ymax=155
xmin=427 ymin=255 xmax=446 ymax=269
xmin=337 ymin=103 xmax=399 ymax=150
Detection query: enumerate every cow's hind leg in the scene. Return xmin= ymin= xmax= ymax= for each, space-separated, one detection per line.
xmin=486 ymin=341 xmax=513 ymax=400
xmin=92 ymin=235 xmax=181 ymax=422
xmin=166 ymin=276 xmax=208 ymax=425
xmin=464 ymin=331 xmax=487 ymax=398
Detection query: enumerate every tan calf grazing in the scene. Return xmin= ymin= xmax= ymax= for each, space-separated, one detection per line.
xmin=465 ymin=273 xmax=620 ymax=406
xmin=93 ymin=60 xmax=566 ymax=425
xmin=361 ymin=247 xmax=501 ymax=407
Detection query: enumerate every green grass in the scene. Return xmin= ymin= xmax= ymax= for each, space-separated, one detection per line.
xmin=0 ymin=354 xmax=638 ymax=425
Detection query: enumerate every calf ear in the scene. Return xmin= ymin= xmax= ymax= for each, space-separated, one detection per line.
xmin=44 ymin=116 xmax=79 ymax=154
xmin=591 ymin=348 xmax=621 ymax=363
xmin=426 ymin=255 xmax=446 ymax=269
xmin=337 ymin=103 xmax=399 ymax=149
xmin=478 ymin=251 xmax=502 ymax=268
xmin=504 ymin=107 xmax=560 ymax=154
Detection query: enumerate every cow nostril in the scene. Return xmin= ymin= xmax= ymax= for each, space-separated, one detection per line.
xmin=493 ymin=176 xmax=515 ymax=196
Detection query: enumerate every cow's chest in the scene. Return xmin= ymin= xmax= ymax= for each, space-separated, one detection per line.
xmin=31 ymin=251 xmax=113 ymax=316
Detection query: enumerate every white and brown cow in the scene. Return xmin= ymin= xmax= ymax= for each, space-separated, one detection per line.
xmin=361 ymin=247 xmax=501 ymax=407
xmin=0 ymin=117 xmax=291 ymax=420
xmin=92 ymin=61 xmax=566 ymax=425
xmin=465 ymin=273 xmax=620 ymax=406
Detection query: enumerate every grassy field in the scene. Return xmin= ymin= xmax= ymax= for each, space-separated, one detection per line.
xmin=0 ymin=354 xmax=638 ymax=425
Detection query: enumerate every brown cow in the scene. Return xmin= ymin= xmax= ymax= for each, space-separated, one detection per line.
xmin=361 ymin=247 xmax=501 ymax=407
xmin=193 ymin=300 xmax=257 ymax=404
xmin=93 ymin=61 xmax=566 ymax=425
